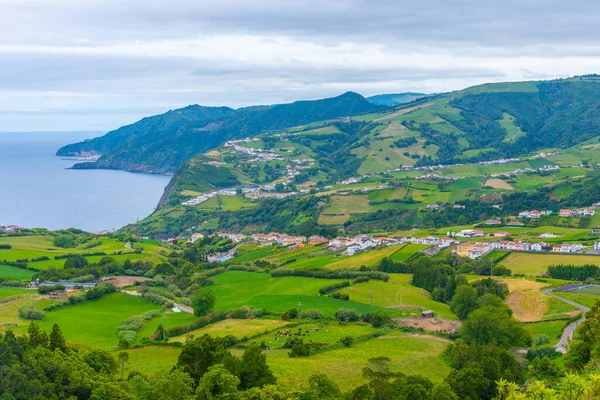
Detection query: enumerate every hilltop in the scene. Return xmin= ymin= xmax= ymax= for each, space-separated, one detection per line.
xmin=366 ymin=92 xmax=429 ymax=106
xmin=57 ymin=92 xmax=383 ymax=174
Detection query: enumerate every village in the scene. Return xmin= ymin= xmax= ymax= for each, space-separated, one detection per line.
xmin=179 ymin=224 xmax=600 ymax=263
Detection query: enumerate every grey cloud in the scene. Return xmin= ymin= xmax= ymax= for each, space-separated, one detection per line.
xmin=1 ymin=0 xmax=599 ymax=131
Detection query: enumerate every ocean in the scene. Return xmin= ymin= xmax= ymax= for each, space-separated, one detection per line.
xmin=0 ymin=131 xmax=171 ymax=232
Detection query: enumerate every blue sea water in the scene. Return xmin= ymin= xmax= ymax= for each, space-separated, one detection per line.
xmin=0 ymin=131 xmax=171 ymax=232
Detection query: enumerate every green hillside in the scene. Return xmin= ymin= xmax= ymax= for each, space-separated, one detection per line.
xmin=58 ymin=92 xmax=383 ymax=174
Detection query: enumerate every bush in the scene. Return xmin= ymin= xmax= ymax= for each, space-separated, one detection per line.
xmin=299 ymin=309 xmax=324 ymax=320
xmin=533 ymin=334 xmax=550 ymax=347
xmin=288 ymin=340 xmax=311 ymax=358
xmin=526 ymin=346 xmax=560 ymax=361
xmin=118 ymin=330 xmax=137 ymax=346
xmin=362 ymin=311 xmax=390 ymax=328
xmin=352 ymin=276 xmax=370 ymax=284
xmin=18 ymin=305 xmax=45 ymax=320
xmin=38 ymin=284 xmax=66 ymax=294
xmin=271 ymin=268 xmax=389 ymax=282
xmin=318 ymin=281 xmax=350 ymax=295
xmin=0 ymin=244 xmax=12 ymax=249
xmin=335 ymin=308 xmax=359 ymax=322
xmin=339 ymin=336 xmax=353 ymax=347
xmin=329 ymin=292 xmax=349 ymax=300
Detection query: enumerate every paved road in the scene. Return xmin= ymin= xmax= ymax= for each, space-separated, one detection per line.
xmin=542 ymin=289 xmax=589 ymax=353
xmin=123 ymin=290 xmax=193 ymax=314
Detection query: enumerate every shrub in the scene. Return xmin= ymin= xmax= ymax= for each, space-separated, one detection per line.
xmin=352 ymin=276 xmax=370 ymax=284
xmin=339 ymin=336 xmax=353 ymax=347
xmin=288 ymin=340 xmax=311 ymax=358
xmin=526 ymin=346 xmax=560 ymax=361
xmin=118 ymin=330 xmax=137 ymax=346
xmin=299 ymin=309 xmax=324 ymax=320
xmin=38 ymin=284 xmax=66 ymax=294
xmin=335 ymin=308 xmax=359 ymax=322
xmin=271 ymin=268 xmax=389 ymax=282
xmin=319 ymin=281 xmax=350 ymax=295
xmin=18 ymin=305 xmax=45 ymax=320
xmin=329 ymin=292 xmax=349 ymax=301
xmin=533 ymin=334 xmax=550 ymax=347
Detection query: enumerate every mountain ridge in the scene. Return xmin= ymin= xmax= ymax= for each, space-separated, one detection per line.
xmin=57 ymin=92 xmax=383 ymax=174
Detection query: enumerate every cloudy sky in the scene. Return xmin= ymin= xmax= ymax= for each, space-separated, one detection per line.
xmin=1 ymin=0 xmax=600 ymax=131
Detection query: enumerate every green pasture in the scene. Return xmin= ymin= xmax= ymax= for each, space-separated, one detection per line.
xmin=558 ymin=292 xmax=600 ymax=309
xmin=340 ymin=274 xmax=456 ymax=320
xmin=0 ymin=265 xmax=35 ymax=280
xmin=210 ymin=271 xmax=400 ymax=316
xmin=390 ymin=244 xmax=429 ymax=262
xmin=264 ymin=334 xmax=452 ymax=389
xmin=11 ymin=293 xmax=159 ymax=349
xmin=522 ymin=320 xmax=567 ymax=343
xmin=0 ymin=293 xmax=40 ymax=330
xmin=170 ymin=319 xmax=289 ymax=343
xmin=499 ymin=252 xmax=600 ymax=276
xmin=0 ymin=287 xmax=35 ymax=299
xmin=119 ymin=346 xmax=182 ymax=375
xmin=138 ymin=311 xmax=197 ymax=342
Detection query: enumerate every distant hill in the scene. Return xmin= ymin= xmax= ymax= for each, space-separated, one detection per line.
xmin=366 ymin=92 xmax=429 ymax=107
xmin=58 ymin=92 xmax=383 ymax=174
xmin=159 ymin=76 xmax=600 ymax=202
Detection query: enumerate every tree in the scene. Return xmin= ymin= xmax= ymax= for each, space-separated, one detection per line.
xmin=449 ymin=285 xmax=478 ymax=320
xmin=153 ymin=324 xmax=167 ymax=341
xmin=301 ymin=373 xmax=343 ymax=400
xmin=64 ymin=255 xmax=89 ymax=269
xmin=129 ymin=368 xmax=195 ymax=400
xmin=529 ymin=356 xmax=560 ymax=380
xmin=49 ymin=323 xmax=67 ymax=353
xmin=196 ymin=364 xmax=240 ymax=400
xmin=460 ymin=305 xmax=529 ymax=347
xmin=118 ymin=351 xmax=129 ymax=379
xmin=193 ymin=288 xmax=216 ymax=317
xmin=362 ymin=357 xmax=401 ymax=400
xmin=28 ymin=322 xmax=48 ymax=348
xmin=176 ymin=334 xmax=227 ymax=384
xmin=429 ymin=383 xmax=459 ymax=400
xmin=234 ymin=345 xmax=276 ymax=390
xmin=83 ymin=349 xmax=118 ymax=375
xmin=445 ymin=367 xmax=490 ymax=400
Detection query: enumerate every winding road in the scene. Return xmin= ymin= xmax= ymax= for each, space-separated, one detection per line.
xmin=542 ymin=289 xmax=589 ymax=353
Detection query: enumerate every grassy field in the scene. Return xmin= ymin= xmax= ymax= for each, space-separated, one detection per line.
xmin=263 ymin=334 xmax=452 ymax=389
xmin=522 ymin=320 xmax=567 ymax=343
xmin=210 ymin=271 xmax=400 ymax=316
xmin=119 ymin=346 xmax=182 ymax=375
xmin=0 ymin=235 xmax=167 ymax=270
xmin=340 ymin=274 xmax=457 ymax=320
xmin=390 ymin=244 xmax=429 ymax=262
xmin=0 ymin=265 xmax=36 ymax=280
xmin=502 ymin=279 xmax=548 ymax=322
xmin=320 ymin=195 xmax=370 ymax=223
xmin=11 ymin=293 xmax=159 ymax=349
xmin=170 ymin=319 xmax=289 ymax=343
xmin=499 ymin=252 xmax=600 ymax=276
xmin=138 ymin=311 xmax=197 ymax=342
xmin=0 ymin=293 xmax=41 ymax=330
xmin=0 ymin=287 xmax=36 ymax=298
xmin=559 ymin=292 xmax=600 ymax=309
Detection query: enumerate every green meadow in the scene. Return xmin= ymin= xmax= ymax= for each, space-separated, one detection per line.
xmin=0 ymin=265 xmax=35 ymax=280
xmin=210 ymin=271 xmax=399 ymax=316
xmin=263 ymin=334 xmax=452 ymax=389
xmin=13 ymin=293 xmax=159 ymax=349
